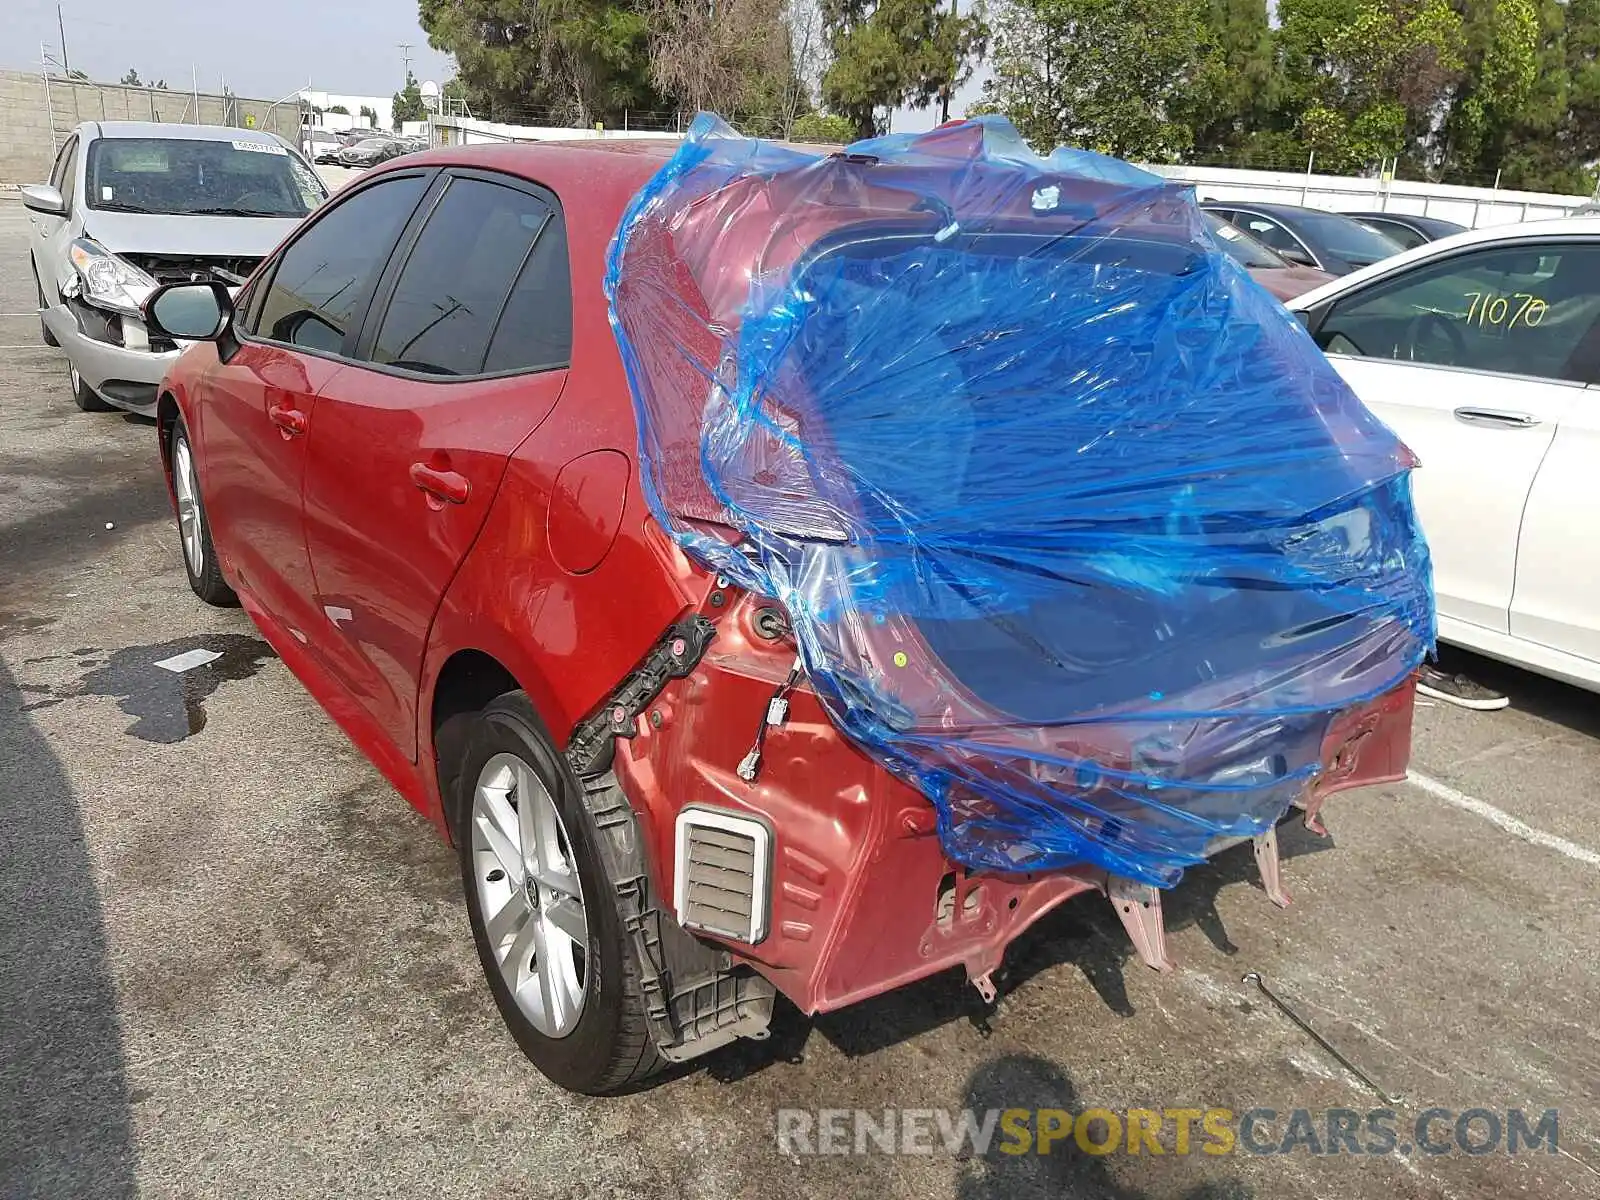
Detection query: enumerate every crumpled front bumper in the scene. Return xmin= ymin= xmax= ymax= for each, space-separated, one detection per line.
xmin=42 ymin=300 xmax=181 ymax=414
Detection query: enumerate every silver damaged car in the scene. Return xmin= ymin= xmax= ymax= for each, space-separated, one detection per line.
xmin=22 ymin=122 xmax=328 ymax=415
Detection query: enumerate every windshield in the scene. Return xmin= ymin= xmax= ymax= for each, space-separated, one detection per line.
xmin=1204 ymin=213 xmax=1288 ymax=268
xmin=1286 ymin=208 xmax=1403 ymax=263
xmin=86 ymin=137 xmax=325 ymax=217
xmin=353 ymin=139 xmax=390 ymax=150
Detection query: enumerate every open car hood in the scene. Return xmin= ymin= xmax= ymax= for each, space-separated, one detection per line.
xmin=606 ymin=114 xmax=1434 ymax=888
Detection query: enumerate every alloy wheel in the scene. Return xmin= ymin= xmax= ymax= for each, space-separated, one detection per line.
xmin=173 ymin=436 xmax=204 ymax=574
xmin=471 ymin=752 xmax=589 ymax=1037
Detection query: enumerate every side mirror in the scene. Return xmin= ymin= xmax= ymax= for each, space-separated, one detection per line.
xmin=145 ymin=281 xmax=234 ymax=341
xmin=20 ymin=183 xmax=66 ymax=217
xmin=1280 ymin=246 xmax=1318 ymax=268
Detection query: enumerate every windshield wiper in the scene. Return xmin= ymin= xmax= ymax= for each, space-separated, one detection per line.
xmin=186 ymin=206 xmax=294 ymax=217
xmin=92 ymin=201 xmax=154 ymax=213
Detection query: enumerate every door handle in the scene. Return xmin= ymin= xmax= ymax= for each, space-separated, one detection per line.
xmin=268 ymin=403 xmax=308 ymax=437
xmin=410 ymin=462 xmax=470 ymax=505
xmin=1453 ymin=407 xmax=1540 ymax=429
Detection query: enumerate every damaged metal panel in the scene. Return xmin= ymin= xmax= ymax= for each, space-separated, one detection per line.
xmin=605 ymin=113 xmax=1433 ymax=890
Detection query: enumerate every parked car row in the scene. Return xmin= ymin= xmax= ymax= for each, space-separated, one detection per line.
xmin=307 ymin=132 xmax=428 ymax=167
xmin=1201 ymin=197 xmax=1596 ymax=701
xmin=123 ymin=136 xmax=1430 ymax=1094
xmin=22 ymin=122 xmax=1598 ymax=1097
xmin=1203 ymin=200 xmax=1468 ymax=293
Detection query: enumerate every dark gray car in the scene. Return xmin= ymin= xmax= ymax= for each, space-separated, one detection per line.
xmin=1200 ymin=201 xmax=1405 ymax=275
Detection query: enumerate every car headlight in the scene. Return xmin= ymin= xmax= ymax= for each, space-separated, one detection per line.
xmin=68 ymin=238 xmax=156 ymax=317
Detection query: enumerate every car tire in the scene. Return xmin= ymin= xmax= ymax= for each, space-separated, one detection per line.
xmin=34 ymin=266 xmax=58 ymax=347
xmin=454 ymin=693 xmax=664 ymax=1095
xmin=169 ymin=416 xmax=237 ymax=607
xmin=69 ymin=361 xmax=114 ymax=412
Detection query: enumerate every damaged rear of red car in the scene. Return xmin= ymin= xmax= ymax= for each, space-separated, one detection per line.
xmin=155 ymin=116 xmax=1431 ymax=1096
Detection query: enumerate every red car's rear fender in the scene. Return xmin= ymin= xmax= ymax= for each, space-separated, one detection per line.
xmin=416 ymin=375 xmax=705 ymax=834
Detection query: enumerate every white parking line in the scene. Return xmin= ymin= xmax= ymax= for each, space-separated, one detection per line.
xmin=1407 ymin=770 xmax=1600 ymax=870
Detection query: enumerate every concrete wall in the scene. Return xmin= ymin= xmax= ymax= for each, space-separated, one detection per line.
xmin=1145 ymin=162 xmax=1594 ymax=228
xmin=0 ymin=69 xmax=302 ymax=187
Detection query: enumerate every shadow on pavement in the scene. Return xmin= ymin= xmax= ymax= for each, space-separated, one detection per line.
xmin=953 ymin=1053 xmax=1254 ymax=1199
xmin=0 ymin=655 xmax=138 ymax=1198
xmin=707 ymin=819 xmax=1332 ymax=1082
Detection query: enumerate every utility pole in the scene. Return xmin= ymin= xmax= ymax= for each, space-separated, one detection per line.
xmin=397 ymin=42 xmax=414 ymax=81
xmin=57 ymin=4 xmax=70 ymax=75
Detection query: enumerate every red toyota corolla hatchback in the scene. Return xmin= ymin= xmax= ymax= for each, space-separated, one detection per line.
xmin=146 ymin=140 xmax=1418 ymax=1094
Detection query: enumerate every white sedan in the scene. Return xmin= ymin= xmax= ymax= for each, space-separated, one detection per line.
xmin=1287 ymin=219 xmax=1600 ymax=698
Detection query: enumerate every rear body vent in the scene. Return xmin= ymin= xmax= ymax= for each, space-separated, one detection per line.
xmin=674 ymin=808 xmax=771 ymax=944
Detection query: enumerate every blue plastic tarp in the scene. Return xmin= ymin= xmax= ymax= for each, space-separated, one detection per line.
xmin=606 ymin=113 xmax=1433 ymax=887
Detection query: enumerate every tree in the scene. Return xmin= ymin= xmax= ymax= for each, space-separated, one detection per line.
xmin=975 ymin=0 xmax=1217 ymax=157
xmin=1433 ymin=0 xmax=1574 ymax=189
xmin=780 ymin=0 xmax=831 ymax=136
xmin=392 ymin=71 xmax=428 ymax=128
xmin=359 ymin=104 xmax=380 ymax=127
xmin=1562 ymin=0 xmax=1600 ymax=187
xmin=418 ymin=0 xmax=658 ymax=125
xmin=791 ymin=111 xmax=856 ymax=141
xmin=821 ymin=0 xmax=988 ymax=138
xmin=646 ymin=0 xmax=793 ymax=126
xmin=1273 ymin=0 xmax=1465 ymax=172
xmin=120 ymin=68 xmax=142 ymax=86
xmin=1189 ymin=0 xmax=1274 ymax=153
xmin=327 ymin=104 xmax=350 ymax=115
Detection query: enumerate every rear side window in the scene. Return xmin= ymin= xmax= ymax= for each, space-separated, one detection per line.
xmin=483 ymin=210 xmax=572 ymax=373
xmin=369 ymin=176 xmax=569 ymax=376
xmin=254 ymin=173 xmax=428 ymax=353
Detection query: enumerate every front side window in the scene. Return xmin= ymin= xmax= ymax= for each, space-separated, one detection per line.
xmin=1205 ymin=213 xmax=1288 ymax=269
xmin=85 ymin=137 xmax=327 ymax=217
xmin=253 ymin=174 xmax=429 ymax=354
xmin=369 ymin=177 xmax=568 ymax=376
xmin=1316 ymin=241 xmax=1600 ymax=383
xmin=1236 ymin=214 xmax=1311 ymax=262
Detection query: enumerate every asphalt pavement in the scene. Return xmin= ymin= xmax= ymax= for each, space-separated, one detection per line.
xmin=2 ymin=199 xmax=1597 ymax=1199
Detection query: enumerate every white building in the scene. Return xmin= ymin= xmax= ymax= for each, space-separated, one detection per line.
xmin=300 ymin=90 xmax=394 ymax=133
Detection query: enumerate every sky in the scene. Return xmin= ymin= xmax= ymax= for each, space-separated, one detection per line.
xmin=8 ymin=0 xmax=454 ymax=100
xmin=8 ymin=0 xmax=984 ymax=131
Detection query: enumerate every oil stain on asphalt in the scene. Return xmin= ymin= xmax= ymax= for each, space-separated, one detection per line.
xmin=19 ymin=633 xmax=278 ymax=743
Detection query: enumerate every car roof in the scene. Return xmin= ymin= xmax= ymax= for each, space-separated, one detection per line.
xmin=365 ymin=139 xmax=679 ymax=218
xmin=1200 ymin=199 xmax=1363 ymax=224
xmin=81 ymin=121 xmax=284 ymax=145
xmin=1342 ymin=211 xmax=1465 ymax=232
xmin=1285 ymin=216 xmax=1600 ymax=309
